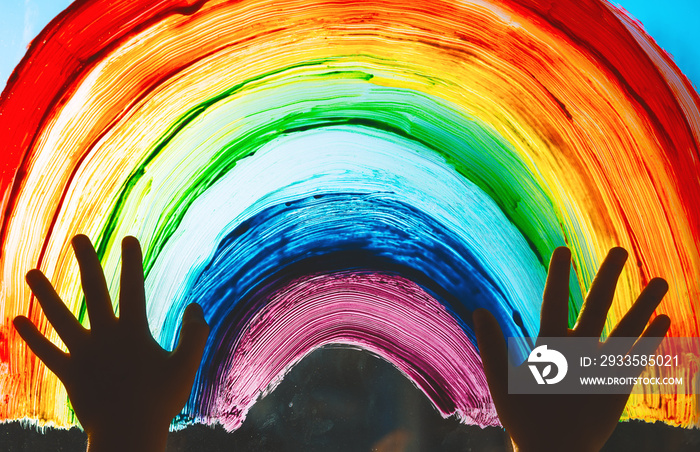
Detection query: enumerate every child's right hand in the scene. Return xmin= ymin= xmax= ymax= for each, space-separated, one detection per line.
xmin=473 ymin=247 xmax=670 ymax=452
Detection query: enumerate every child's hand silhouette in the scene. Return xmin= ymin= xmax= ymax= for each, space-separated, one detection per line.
xmin=13 ymin=235 xmax=209 ymax=452
xmin=474 ymin=247 xmax=670 ymax=452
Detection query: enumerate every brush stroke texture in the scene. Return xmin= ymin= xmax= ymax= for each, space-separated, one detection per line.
xmin=0 ymin=0 xmax=698 ymax=429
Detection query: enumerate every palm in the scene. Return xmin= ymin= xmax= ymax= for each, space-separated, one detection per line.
xmin=474 ymin=247 xmax=670 ymax=452
xmin=58 ymin=319 xmax=186 ymax=432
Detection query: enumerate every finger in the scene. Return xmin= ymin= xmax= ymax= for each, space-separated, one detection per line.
xmin=25 ymin=270 xmax=87 ymax=350
xmin=72 ymin=234 xmax=115 ymax=331
xmin=13 ymin=316 xmax=69 ymax=378
xmin=574 ymin=247 xmax=627 ymax=337
xmin=640 ymin=314 xmax=671 ymax=338
xmin=538 ymin=247 xmax=571 ymax=337
xmin=628 ymin=315 xmax=671 ymax=364
xmin=119 ymin=236 xmax=148 ymax=330
xmin=473 ymin=309 xmax=508 ymax=408
xmin=171 ymin=303 xmax=209 ymax=379
xmin=609 ymin=278 xmax=668 ymax=339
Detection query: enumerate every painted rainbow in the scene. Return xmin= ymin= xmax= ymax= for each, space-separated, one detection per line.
xmin=0 ymin=0 xmax=698 ymax=429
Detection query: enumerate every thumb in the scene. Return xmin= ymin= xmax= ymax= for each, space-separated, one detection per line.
xmin=171 ymin=303 xmax=209 ymax=378
xmin=473 ymin=308 xmax=508 ymax=408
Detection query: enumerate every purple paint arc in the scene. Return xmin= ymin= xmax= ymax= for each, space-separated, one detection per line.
xmin=201 ymin=270 xmax=497 ymax=430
